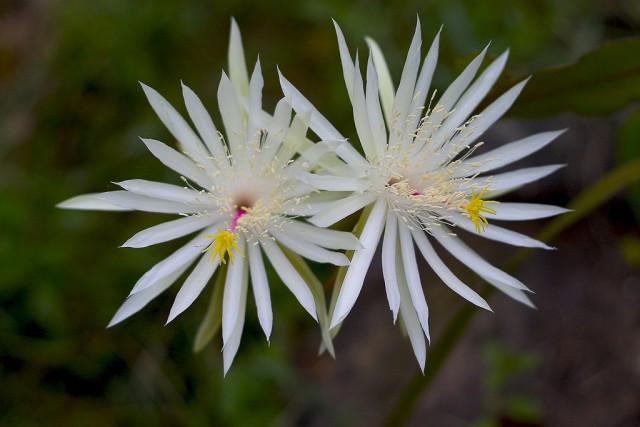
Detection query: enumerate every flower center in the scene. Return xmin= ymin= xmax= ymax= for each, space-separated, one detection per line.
xmin=202 ymin=209 xmax=246 ymax=264
xmin=462 ymin=188 xmax=498 ymax=233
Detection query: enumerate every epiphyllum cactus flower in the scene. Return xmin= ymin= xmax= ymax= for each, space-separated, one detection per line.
xmin=280 ymin=20 xmax=568 ymax=369
xmin=58 ymin=20 xmax=360 ymax=374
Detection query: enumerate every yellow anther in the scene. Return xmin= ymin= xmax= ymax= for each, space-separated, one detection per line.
xmin=202 ymin=229 xmax=244 ymax=264
xmin=463 ymin=188 xmax=498 ymax=233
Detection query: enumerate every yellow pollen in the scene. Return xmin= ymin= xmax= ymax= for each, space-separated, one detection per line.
xmin=202 ymin=228 xmax=244 ymax=264
xmin=462 ymin=188 xmax=498 ymax=233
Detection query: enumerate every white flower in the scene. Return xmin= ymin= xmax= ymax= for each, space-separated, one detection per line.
xmin=279 ymin=19 xmax=568 ymax=370
xmin=58 ymin=20 xmax=360 ymax=374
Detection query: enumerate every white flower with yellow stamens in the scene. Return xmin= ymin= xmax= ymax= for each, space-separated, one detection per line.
xmin=280 ymin=19 xmax=568 ymax=370
xmin=58 ymin=20 xmax=360 ymax=374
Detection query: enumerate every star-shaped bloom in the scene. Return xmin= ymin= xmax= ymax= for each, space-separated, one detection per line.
xmin=280 ymin=20 xmax=568 ymax=369
xmin=58 ymin=20 xmax=360 ymax=373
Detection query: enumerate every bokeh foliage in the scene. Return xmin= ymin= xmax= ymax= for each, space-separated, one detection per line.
xmin=1 ymin=0 xmax=639 ymax=425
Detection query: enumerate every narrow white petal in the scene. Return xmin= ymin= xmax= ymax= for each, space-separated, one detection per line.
xmin=140 ymin=83 xmax=209 ymax=161
xmin=483 ymin=164 xmax=565 ymax=197
xmin=257 ymin=96 xmax=293 ymax=166
xmin=330 ymin=199 xmax=387 ymax=328
xmin=222 ymin=237 xmax=247 ymax=344
xmin=107 ymin=260 xmax=192 ymax=327
xmin=223 ymin=257 xmax=249 ymax=375
xmin=247 ymin=59 xmax=264 ymax=138
xmin=492 ymin=203 xmax=570 ymax=221
xmin=288 ymin=139 xmax=344 ymax=171
xmin=281 ymin=220 xmax=362 ymax=250
xmin=432 ymin=225 xmax=529 ymax=291
xmin=408 ymin=30 xmax=440 ymax=122
xmin=365 ymin=54 xmax=387 ymax=155
xmin=142 ymin=138 xmax=213 ymax=190
xmin=425 ymin=46 xmax=487 ymax=135
xmin=115 ymin=179 xmax=208 ymax=204
xmin=352 ymin=54 xmax=377 ymax=158
xmin=122 ymin=215 xmax=218 ymax=248
xmin=278 ymin=71 xmax=368 ymax=168
xmin=274 ymin=229 xmax=350 ymax=266
xmin=457 ymin=130 xmax=566 ymax=177
xmin=259 ymin=237 xmax=317 ymax=320
xmin=333 ymin=19 xmax=355 ymax=102
xmin=396 ymin=254 xmax=427 ymax=370
xmin=129 ymin=226 xmax=217 ymax=294
xmin=284 ymin=191 xmax=352 ymax=217
xmin=411 ymin=228 xmax=491 ymax=310
xmin=365 ymin=37 xmax=395 ymax=125
xmin=167 ymin=255 xmax=219 ymax=323
xmin=302 ymin=173 xmax=369 ymax=192
xmin=310 ymin=192 xmax=378 ymax=227
xmin=398 ymin=223 xmax=432 ymax=335
xmin=449 ymin=78 xmax=529 ymax=148
xmin=57 ymin=193 xmax=132 ymax=211
xmin=247 ymin=242 xmax=273 ymax=340
xmin=217 ymin=72 xmax=245 ymax=154
xmin=391 ymin=19 xmax=422 ymax=134
xmin=228 ymin=18 xmax=249 ymax=99
xmin=96 ymin=191 xmax=203 ymax=214
xmin=181 ymin=82 xmax=227 ymax=160
xmin=381 ymin=213 xmax=401 ymax=321
xmin=451 ymin=212 xmax=553 ymax=249
xmin=482 ymin=274 xmax=536 ymax=308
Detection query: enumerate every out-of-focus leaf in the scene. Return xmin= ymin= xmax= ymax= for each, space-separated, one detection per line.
xmin=617 ymin=108 xmax=640 ymax=220
xmin=502 ymin=38 xmax=640 ymax=117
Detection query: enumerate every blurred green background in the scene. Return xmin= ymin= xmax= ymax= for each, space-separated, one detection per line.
xmin=1 ymin=0 xmax=639 ymax=426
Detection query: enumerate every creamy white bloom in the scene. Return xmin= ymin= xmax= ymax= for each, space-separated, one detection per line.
xmin=280 ymin=20 xmax=568 ymax=369
xmin=58 ymin=20 xmax=360 ymax=374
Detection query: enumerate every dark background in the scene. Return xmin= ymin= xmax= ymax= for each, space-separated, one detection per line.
xmin=1 ymin=0 xmax=639 ymax=425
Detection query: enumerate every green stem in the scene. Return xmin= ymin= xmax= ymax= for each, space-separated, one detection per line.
xmin=383 ymin=158 xmax=640 ymax=426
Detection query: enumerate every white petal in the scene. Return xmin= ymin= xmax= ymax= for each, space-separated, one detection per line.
xmin=398 ymin=222 xmax=432 ymax=336
xmin=278 ymin=71 xmax=368 ymax=168
xmin=228 ymin=18 xmax=249 ymax=99
xmin=115 ymin=179 xmax=208 ymax=204
xmin=482 ymin=274 xmax=536 ymax=308
xmin=167 ymin=254 xmax=219 ymax=323
xmin=217 ymin=72 xmax=245 ymax=154
xmin=492 ymin=203 xmax=570 ymax=221
xmin=247 ymin=59 xmax=264 ymax=138
xmin=351 ymin=54 xmax=377 ymax=158
xmin=411 ymin=228 xmax=491 ymax=310
xmin=451 ymin=212 xmax=553 ymax=249
xmin=181 ymin=82 xmax=227 ymax=160
xmin=57 ymin=193 xmax=132 ymax=211
xmin=221 ymin=237 xmax=247 ymax=344
xmin=408 ymin=29 xmax=440 ymax=124
xmin=259 ymin=237 xmax=317 ymax=320
xmin=382 ymin=213 xmax=401 ymax=321
xmin=365 ymin=37 xmax=395 ymax=125
xmin=140 ymin=83 xmax=209 ymax=161
xmin=129 ymin=225 xmax=217 ymax=294
xmin=483 ymin=164 xmax=565 ymax=197
xmin=333 ymin=19 xmax=355 ymax=102
xmin=274 ymin=228 xmax=350 ymax=266
xmin=96 ymin=191 xmax=203 ymax=214
xmin=247 ymin=242 xmax=272 ymax=340
xmin=142 ymin=138 xmax=213 ymax=190
xmin=223 ymin=256 xmax=249 ymax=375
xmin=365 ymin=54 xmax=387 ymax=155
xmin=281 ymin=220 xmax=362 ymax=250
xmin=396 ymin=255 xmax=427 ymax=370
xmin=436 ymin=50 xmax=509 ymax=145
xmin=122 ymin=215 xmax=218 ymax=248
xmin=302 ymin=173 xmax=369 ymax=192
xmin=310 ymin=192 xmax=378 ymax=227
xmin=391 ymin=19 xmax=422 ymax=138
xmin=108 ymin=259 xmax=192 ymax=327
xmin=432 ymin=225 xmax=529 ymax=291
xmin=457 ymin=130 xmax=566 ymax=177
xmin=330 ymin=199 xmax=387 ymax=328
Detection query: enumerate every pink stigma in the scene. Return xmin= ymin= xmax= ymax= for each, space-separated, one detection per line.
xmin=230 ymin=208 xmax=246 ymax=232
